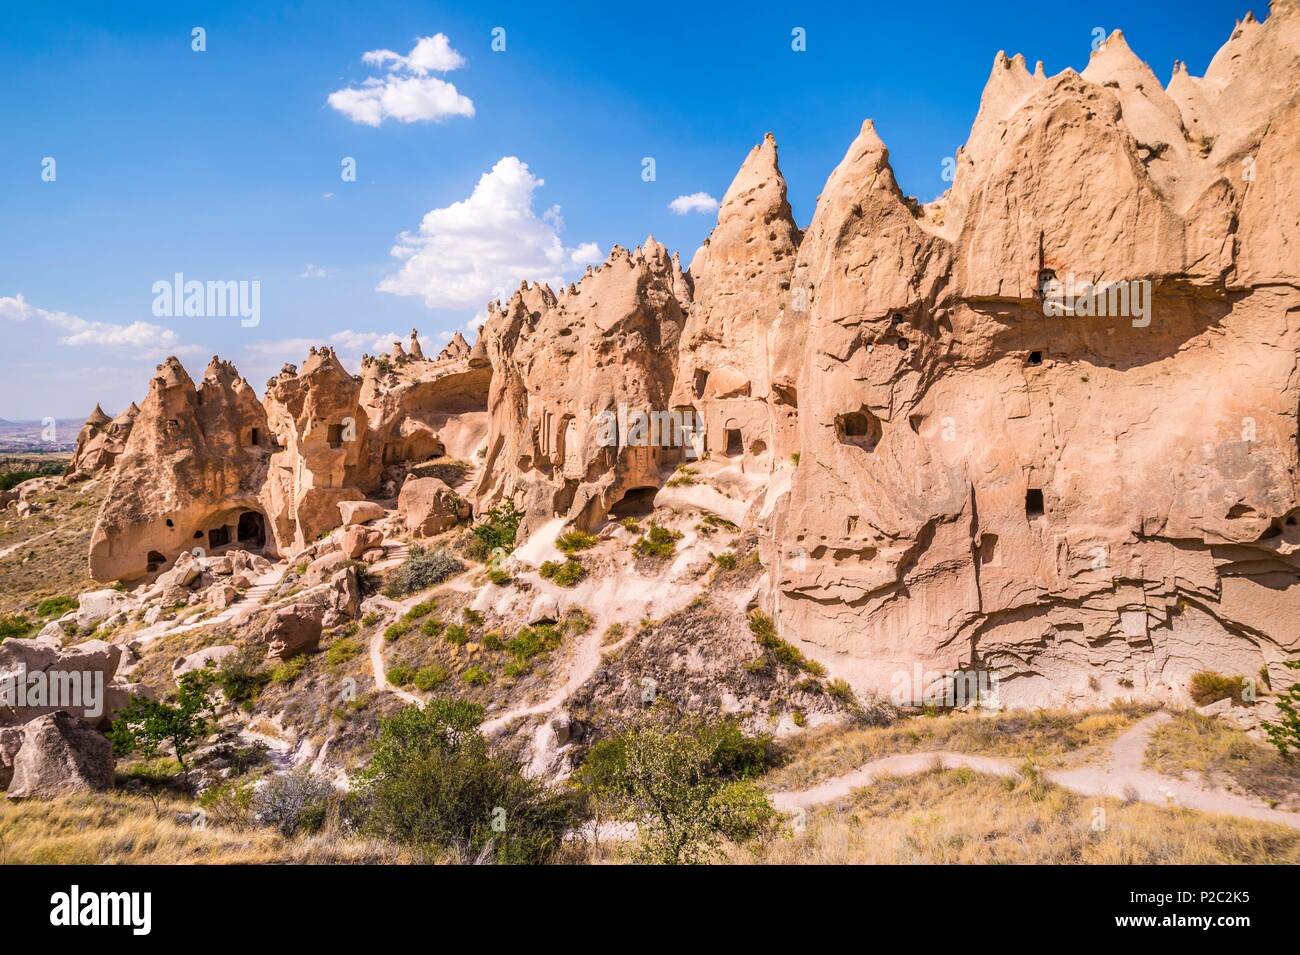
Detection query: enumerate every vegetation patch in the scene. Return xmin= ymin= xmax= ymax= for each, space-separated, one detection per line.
xmin=539 ymin=558 xmax=586 ymax=587
xmin=383 ymin=547 xmax=464 ymax=597
xmin=633 ymin=523 xmax=682 ymax=560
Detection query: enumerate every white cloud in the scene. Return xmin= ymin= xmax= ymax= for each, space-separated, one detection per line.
xmin=378 ymin=156 xmax=601 ymax=309
xmin=668 ymin=192 xmax=720 ymax=215
xmin=299 ymin=264 xmax=331 ymax=279
xmin=362 ymin=34 xmax=465 ymax=74
xmin=0 ymin=294 xmax=199 ymax=357
xmin=328 ymin=33 xmax=474 ymax=126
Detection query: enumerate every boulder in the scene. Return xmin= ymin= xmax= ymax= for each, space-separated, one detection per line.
xmin=339 ymin=500 xmax=385 ymax=526
xmin=173 ymin=645 xmax=239 ymax=676
xmin=0 ymin=726 xmax=23 ymax=789
xmin=261 ymin=603 xmax=324 ymax=660
xmin=73 ymin=589 xmax=133 ymax=631
xmin=398 ymin=476 xmax=467 ymax=537
xmin=5 ymin=712 xmax=114 ymax=798
xmin=305 ymin=550 xmax=351 ymax=586
xmin=342 ymin=525 xmax=384 ymax=559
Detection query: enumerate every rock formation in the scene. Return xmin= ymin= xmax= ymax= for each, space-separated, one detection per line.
xmin=67 ymin=402 xmax=137 ymax=478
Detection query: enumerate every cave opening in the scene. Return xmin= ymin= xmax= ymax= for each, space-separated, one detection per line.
xmin=237 ymin=511 xmax=266 ymax=549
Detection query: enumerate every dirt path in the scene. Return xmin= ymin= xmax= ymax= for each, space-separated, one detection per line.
xmin=770 ymin=712 xmax=1300 ymax=831
xmin=367 ymin=623 xmax=422 ymax=706
xmin=0 ymin=528 xmax=56 ymax=560
xmin=131 ymin=562 xmax=287 ymax=645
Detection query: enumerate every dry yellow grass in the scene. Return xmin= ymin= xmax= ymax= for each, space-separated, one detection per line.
xmin=733 ymin=768 xmax=1300 ymax=864
xmin=0 ymin=792 xmax=410 ymax=865
xmin=1146 ymin=710 xmax=1300 ymax=810
xmin=764 ymin=704 xmax=1155 ymax=790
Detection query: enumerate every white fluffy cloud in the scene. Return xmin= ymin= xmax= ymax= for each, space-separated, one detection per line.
xmin=378 ymin=156 xmax=601 ymax=309
xmin=328 ymin=34 xmax=474 ymax=126
xmin=0 ymin=294 xmax=197 ymax=356
xmin=668 ymin=192 xmax=720 ymax=215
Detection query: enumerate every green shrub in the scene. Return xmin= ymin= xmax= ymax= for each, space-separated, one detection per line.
xmin=748 ymin=610 xmax=825 ymax=677
xmin=197 ymin=779 xmax=253 ymax=829
xmin=634 ymin=523 xmax=682 ymax=559
xmin=384 ymin=620 xmax=412 ymax=642
xmin=354 ymin=700 xmax=582 ymax=863
xmin=216 ymin=645 xmax=270 ymax=707
xmin=488 ymin=569 xmax=512 ymax=586
xmin=462 ymin=607 xmax=484 ymax=626
xmin=362 ymin=612 xmax=382 ymax=627
xmin=539 ymin=558 xmax=586 ymax=587
xmin=468 ymin=499 xmax=523 ymax=562
xmin=404 ymin=601 xmax=435 ymax=621
xmin=36 ymin=595 xmax=77 ymax=618
xmin=618 ymin=516 xmax=642 ymax=534
xmin=420 ymin=618 xmax=445 ymax=638
xmin=506 ymin=625 xmax=562 ymax=662
xmin=444 ymin=623 xmax=469 ymax=646
xmin=1265 ymin=660 xmax=1300 ymax=757
xmin=1190 ymin=671 xmax=1248 ymax=706
xmin=384 ymin=546 xmax=464 ymax=597
xmin=269 ymin=655 xmax=309 ymax=684
xmin=462 ymin=666 xmax=490 ymax=686
xmin=826 ymin=678 xmax=857 ymax=707
xmin=483 ymin=630 xmax=504 ymax=651
xmin=503 ymin=659 xmax=531 ymax=678
xmin=386 ymin=663 xmax=415 ymax=686
xmin=665 ymin=466 xmax=698 ymax=488
xmin=325 ymin=638 xmax=363 ymax=669
xmin=412 ymin=665 xmax=449 ymax=692
xmin=0 ymin=615 xmax=33 ymax=642
xmin=574 ymin=705 xmax=777 ymax=864
xmin=714 ymin=552 xmax=738 ymax=571
xmin=253 ymin=771 xmax=335 ymax=837
xmin=556 ymin=531 xmax=599 ymax=555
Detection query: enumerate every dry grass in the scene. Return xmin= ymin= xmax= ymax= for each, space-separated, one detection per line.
xmin=1146 ymin=710 xmax=1300 ymax=810
xmin=764 ymin=704 xmax=1155 ymax=790
xmin=0 ymin=791 xmax=409 ymax=864
xmin=734 ymin=768 xmax=1300 ymax=864
xmin=0 ymin=479 xmax=107 ymax=615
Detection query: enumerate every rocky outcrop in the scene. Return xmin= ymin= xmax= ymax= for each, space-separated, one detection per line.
xmin=4 ymin=711 xmax=114 ymax=799
xmin=398 ymin=476 xmax=467 ymax=537
xmin=766 ymin=5 xmax=1300 ymax=707
xmin=261 ymin=603 xmax=324 ymax=661
xmin=473 ymin=240 xmax=689 ymax=534
xmin=0 ymin=635 xmax=124 ymax=727
xmin=67 ymin=403 xmax=137 ymax=479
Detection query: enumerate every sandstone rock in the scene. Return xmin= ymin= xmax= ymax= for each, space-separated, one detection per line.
xmin=338 ymin=500 xmax=385 ymax=526
xmin=398 ymin=476 xmax=467 ymax=537
xmin=5 ymin=712 xmax=114 ymax=799
xmin=66 ymin=403 xmax=137 ymax=479
xmin=261 ymin=603 xmax=324 ymax=660
xmin=304 ymin=550 xmax=350 ymax=587
xmin=173 ymin=645 xmax=239 ymax=676
xmin=342 ymin=524 xmax=383 ymax=559
xmin=0 ymin=726 xmax=24 ymax=789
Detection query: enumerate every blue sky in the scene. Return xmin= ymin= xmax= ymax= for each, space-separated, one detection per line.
xmin=0 ymin=0 xmax=1256 ymax=419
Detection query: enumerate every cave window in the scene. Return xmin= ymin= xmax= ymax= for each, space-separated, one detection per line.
xmin=209 ymin=525 xmax=231 ymax=549
xmin=694 ymin=368 xmax=709 ymax=400
xmin=725 ymin=428 xmax=744 ymax=457
xmin=327 ymin=423 xmax=344 ymax=448
xmin=250 ymin=427 xmax=261 ymax=446
xmin=978 ymin=534 xmax=1000 ymax=566
xmin=836 ymin=407 xmax=883 ymax=452
xmin=1027 ymin=351 xmax=1043 ymax=366
xmin=237 ymin=511 xmax=266 ymax=548
xmin=1037 ymin=269 xmax=1057 ymax=298
xmin=749 ymin=439 xmax=768 ymax=456
xmin=1026 ymin=488 xmax=1045 ymax=520
xmin=146 ymin=550 xmax=166 ymax=572
xmin=193 ymin=531 xmax=203 ymax=539
xmin=165 ymin=518 xmax=174 ymax=528
xmin=890 ymin=313 xmax=904 ymax=327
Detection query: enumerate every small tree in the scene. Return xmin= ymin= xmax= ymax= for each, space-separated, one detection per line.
xmin=574 ymin=705 xmax=778 ymax=865
xmin=108 ymin=670 xmax=220 ymax=775
xmin=1265 ymin=660 xmax=1300 ymax=758
xmin=355 ymin=699 xmax=581 ymax=863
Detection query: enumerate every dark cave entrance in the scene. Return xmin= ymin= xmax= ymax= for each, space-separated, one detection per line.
xmin=237 ymin=510 xmax=266 ymax=549
xmin=610 ymin=487 xmax=657 ymax=519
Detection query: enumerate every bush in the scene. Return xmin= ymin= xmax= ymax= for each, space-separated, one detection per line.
xmin=714 ymin=552 xmax=738 ymax=571
xmin=362 ymin=612 xmax=382 ymax=627
xmin=462 ymin=607 xmax=484 ymax=627
xmin=0 ymin=615 xmax=33 ymax=642
xmin=387 ymin=662 xmax=415 ymax=686
xmin=462 ymin=666 xmax=490 ymax=686
xmin=468 ymin=500 xmax=523 ymax=562
xmin=197 ymin=779 xmax=253 ymax=829
xmin=618 ymin=516 xmax=642 ymax=534
xmin=412 ymin=665 xmax=449 ymax=692
xmin=108 ymin=671 xmax=219 ymax=774
xmin=444 ymin=623 xmax=469 ymax=645
xmin=354 ymin=700 xmax=582 ymax=863
xmin=404 ymin=601 xmax=436 ymax=621
xmin=1265 ymin=660 xmax=1300 ymax=757
xmin=1190 ymin=671 xmax=1248 ymax=706
xmin=488 ymin=569 xmax=512 ymax=586
xmin=325 ymin=638 xmax=363 ymax=669
xmin=505 ymin=625 xmax=562 ymax=662
xmin=483 ymin=631 xmax=504 ymax=651
xmin=634 ymin=523 xmax=682 ymax=559
xmin=748 ymin=611 xmax=826 ymax=677
xmin=216 ymin=645 xmax=270 ymax=707
xmin=253 ymin=771 xmax=335 ymax=837
xmin=384 ymin=620 xmax=411 ymax=642
xmin=826 ymin=678 xmax=857 ymax=707
xmin=36 ymin=595 xmax=77 ymax=617
xmin=556 ymin=531 xmax=599 ymax=555
xmin=384 ymin=546 xmax=464 ymax=597
xmin=539 ymin=558 xmax=586 ymax=587
xmin=574 ymin=705 xmax=777 ymax=864
xmin=269 ymin=655 xmax=309 ymax=684
xmin=420 ymin=618 xmax=445 ymax=638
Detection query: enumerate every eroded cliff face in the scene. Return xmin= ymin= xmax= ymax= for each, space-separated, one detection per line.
xmin=472 ymin=240 xmax=689 ymax=535
xmin=767 ymin=8 xmax=1300 ymax=707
